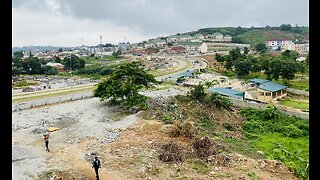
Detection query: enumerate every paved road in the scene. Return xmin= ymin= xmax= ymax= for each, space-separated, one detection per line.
xmin=156 ymin=55 xmax=207 ymax=82
xmin=12 ymin=55 xmax=207 ymax=104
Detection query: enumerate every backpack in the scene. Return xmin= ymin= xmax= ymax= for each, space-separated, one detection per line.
xmin=93 ymin=159 xmax=100 ymax=167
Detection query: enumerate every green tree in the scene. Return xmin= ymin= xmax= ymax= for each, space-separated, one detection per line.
xmin=280 ymin=61 xmax=298 ymax=84
xmin=215 ymin=53 xmax=224 ymax=62
xmin=190 ymin=84 xmax=206 ymax=102
xmin=13 ymin=51 xmax=24 ymax=58
xmin=112 ymin=50 xmax=122 ymax=58
xmin=255 ymin=43 xmax=268 ymax=53
xmin=41 ymin=66 xmax=58 ymax=75
xmin=235 ymin=59 xmax=251 ymax=77
xmin=247 ymin=55 xmax=261 ymax=75
xmin=224 ymin=55 xmax=234 ymax=70
xmin=279 ymin=24 xmax=292 ymax=31
xmin=243 ymin=47 xmax=249 ymax=55
xmin=53 ymin=56 xmax=61 ymax=63
xmin=260 ymin=54 xmax=273 ymax=80
xmin=62 ymin=54 xmax=85 ymax=70
xmin=93 ymin=61 xmax=157 ymax=110
xmin=281 ymin=50 xmax=299 ymax=61
xmin=270 ymin=58 xmax=283 ymax=81
xmin=22 ymin=57 xmax=43 ymax=74
xmin=229 ymin=48 xmax=242 ymax=61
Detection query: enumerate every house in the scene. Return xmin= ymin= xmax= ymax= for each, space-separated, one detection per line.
xmin=208 ymin=87 xmax=245 ymax=100
xmin=223 ymin=35 xmax=232 ymax=42
xmin=177 ymin=42 xmax=207 ymax=53
xmin=192 ymin=33 xmax=205 ymax=40
xmin=211 ymin=32 xmax=224 ymax=41
xmin=168 ymin=34 xmax=192 ymax=43
xmin=249 ymin=78 xmax=287 ymax=103
xmin=265 ymin=38 xmax=293 ymax=50
xmin=170 ymin=46 xmax=187 ymax=54
xmin=45 ymin=62 xmax=64 ymax=71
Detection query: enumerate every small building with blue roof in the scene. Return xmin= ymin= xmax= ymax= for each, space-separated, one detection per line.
xmin=249 ymin=78 xmax=287 ymax=103
xmin=208 ymin=87 xmax=245 ymax=100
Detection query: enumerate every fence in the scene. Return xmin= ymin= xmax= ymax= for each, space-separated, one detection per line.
xmin=231 ymin=98 xmax=309 ymax=120
xmin=12 ymin=91 xmax=93 ymax=112
xmin=287 ymin=88 xmax=309 ymax=97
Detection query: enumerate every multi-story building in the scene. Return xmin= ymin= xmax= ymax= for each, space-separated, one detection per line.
xmin=265 ymin=38 xmax=293 ymax=50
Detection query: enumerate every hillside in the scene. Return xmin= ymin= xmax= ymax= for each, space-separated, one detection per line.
xmin=185 ymin=26 xmax=309 ymax=46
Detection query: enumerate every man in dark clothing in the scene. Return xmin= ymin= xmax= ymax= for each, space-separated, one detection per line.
xmin=92 ymin=156 xmax=101 ymax=179
xmin=43 ymin=133 xmax=49 ymax=152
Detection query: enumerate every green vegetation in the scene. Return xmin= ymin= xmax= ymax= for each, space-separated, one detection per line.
xmin=12 ymin=80 xmax=39 ymax=88
xmin=94 ymin=61 xmax=157 ymax=111
xmin=12 ymin=86 xmax=94 ymax=103
xmin=192 ymin=159 xmax=209 ymax=174
xmin=187 ymin=25 xmax=308 ymax=47
xmin=215 ymin=48 xmax=308 ymax=85
xmin=239 ymin=105 xmax=309 ymax=179
xmin=12 ymin=54 xmax=59 ymax=75
xmin=278 ymin=98 xmax=309 ymax=110
xmin=289 ymin=80 xmax=309 ymax=91
xmin=62 ymin=54 xmax=85 ymax=70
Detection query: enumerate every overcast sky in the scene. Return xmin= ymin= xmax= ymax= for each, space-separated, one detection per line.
xmin=12 ymin=0 xmax=309 ymax=47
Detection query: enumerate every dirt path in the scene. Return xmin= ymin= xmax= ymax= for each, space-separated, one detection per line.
xmin=12 ymin=97 xmax=139 ymax=179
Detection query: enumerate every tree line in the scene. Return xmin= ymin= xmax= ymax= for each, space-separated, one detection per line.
xmin=214 ymin=48 xmax=308 ymax=84
xmin=12 ymin=51 xmax=85 ymax=76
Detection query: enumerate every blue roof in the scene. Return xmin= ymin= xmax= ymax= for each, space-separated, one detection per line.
xmin=208 ymin=87 xmax=245 ymax=99
xmin=249 ymin=78 xmax=270 ymax=84
xmin=258 ymin=81 xmax=287 ymax=92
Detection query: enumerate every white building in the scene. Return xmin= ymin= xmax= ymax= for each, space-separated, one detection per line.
xmin=265 ymin=38 xmax=293 ymax=50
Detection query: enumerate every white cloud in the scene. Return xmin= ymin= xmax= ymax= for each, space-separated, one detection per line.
xmin=12 ymin=8 xmax=154 ymax=47
xmin=12 ymin=0 xmax=309 ymax=47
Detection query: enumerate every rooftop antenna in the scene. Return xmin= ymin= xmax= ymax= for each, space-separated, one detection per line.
xmin=81 ymin=38 xmax=83 ymax=46
xmin=124 ymin=36 xmax=126 ymax=42
xmin=99 ymin=35 xmax=103 ymax=58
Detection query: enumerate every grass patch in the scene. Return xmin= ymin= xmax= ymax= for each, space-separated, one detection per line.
xmin=288 ymin=80 xmax=309 ymax=91
xmin=192 ymin=159 xmax=210 ymax=174
xmin=12 ymin=80 xmax=39 ymax=88
xmin=278 ymin=98 xmax=309 ymax=110
xmin=253 ymin=134 xmax=309 ymax=179
xmin=222 ymin=137 xmax=259 ymax=159
xmin=247 ymin=171 xmax=259 ymax=180
xmin=240 ymin=106 xmax=309 ymax=179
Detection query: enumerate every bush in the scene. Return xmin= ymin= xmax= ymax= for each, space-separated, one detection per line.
xmin=158 ymin=142 xmax=184 ymax=162
xmin=206 ymin=93 xmax=232 ymax=109
xmin=283 ymin=124 xmax=303 ymax=138
xmin=190 ymin=84 xmax=206 ymax=102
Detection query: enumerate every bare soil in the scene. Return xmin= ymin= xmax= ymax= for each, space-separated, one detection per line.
xmin=12 ymin=95 xmax=298 ymax=180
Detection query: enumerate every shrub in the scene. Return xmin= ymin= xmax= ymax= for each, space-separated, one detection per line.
xmin=283 ymin=124 xmax=303 ymax=138
xmin=190 ymin=84 xmax=206 ymax=102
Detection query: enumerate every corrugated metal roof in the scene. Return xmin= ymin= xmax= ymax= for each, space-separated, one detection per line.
xmin=249 ymin=78 xmax=287 ymax=92
xmin=249 ymin=78 xmax=270 ymax=84
xmin=258 ymin=81 xmax=287 ymax=92
xmin=208 ymin=87 xmax=244 ymax=99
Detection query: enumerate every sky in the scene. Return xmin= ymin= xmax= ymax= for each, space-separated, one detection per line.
xmin=12 ymin=0 xmax=309 ymax=47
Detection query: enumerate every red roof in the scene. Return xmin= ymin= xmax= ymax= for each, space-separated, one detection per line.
xmin=171 ymin=46 xmax=186 ymax=52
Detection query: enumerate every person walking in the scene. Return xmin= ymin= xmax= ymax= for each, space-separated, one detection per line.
xmin=43 ymin=133 xmax=50 ymax=152
xmin=92 ymin=156 xmax=101 ymax=179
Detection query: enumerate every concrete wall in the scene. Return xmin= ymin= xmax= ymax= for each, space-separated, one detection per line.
xmin=231 ymin=98 xmax=309 ymax=120
xmin=12 ymin=91 xmax=93 ymax=112
xmin=287 ymin=88 xmax=309 ymax=97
